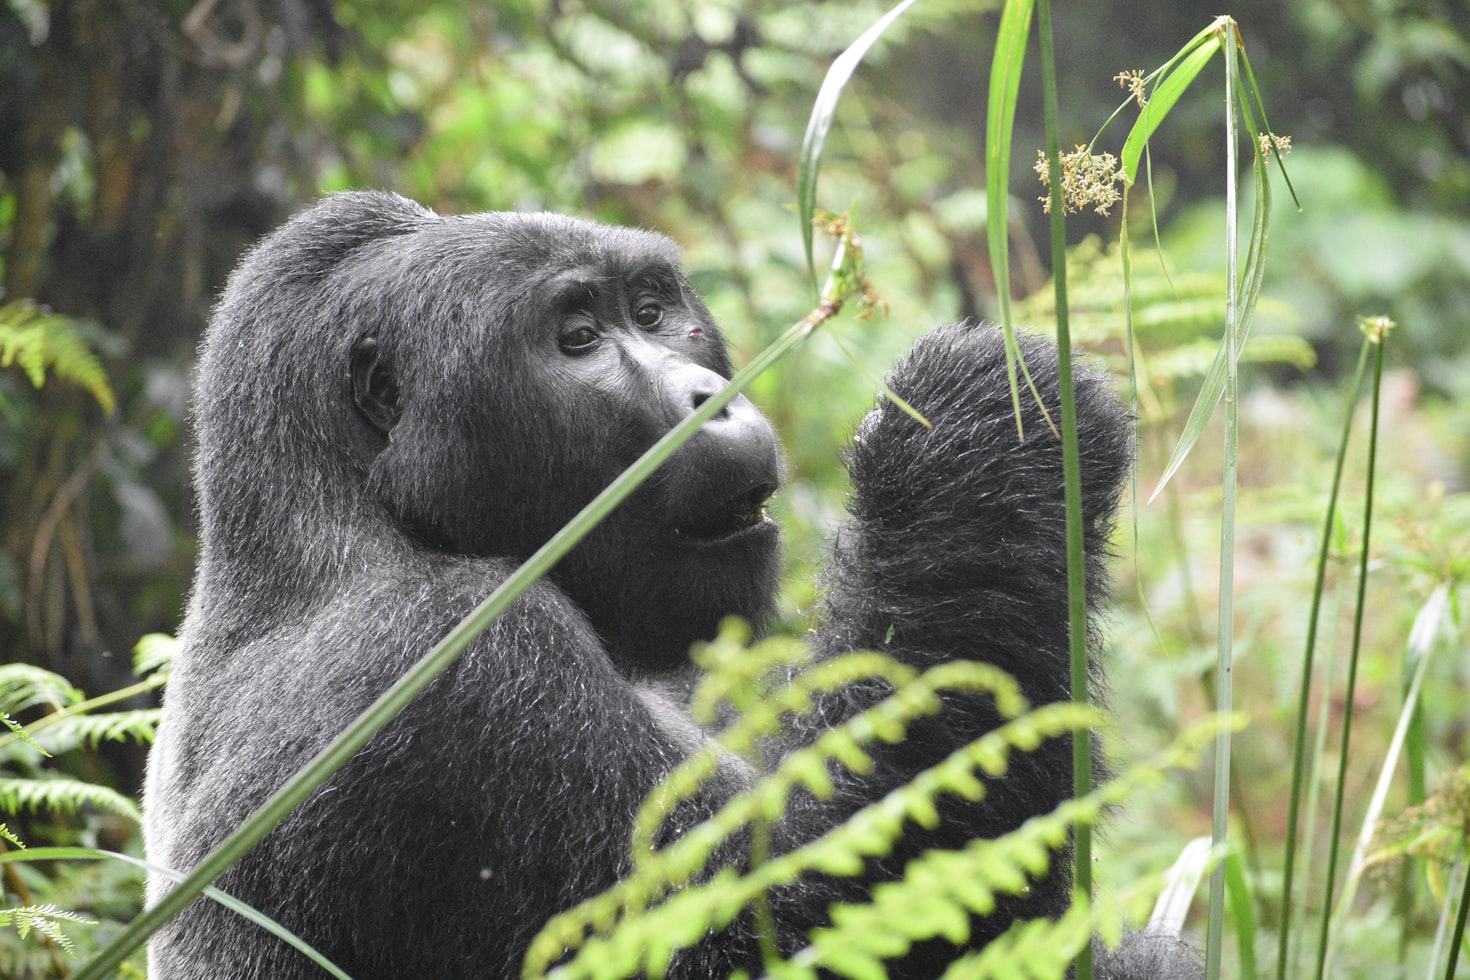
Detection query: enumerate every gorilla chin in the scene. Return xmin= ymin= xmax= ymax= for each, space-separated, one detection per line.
xmin=143 ymin=190 xmax=1199 ymax=980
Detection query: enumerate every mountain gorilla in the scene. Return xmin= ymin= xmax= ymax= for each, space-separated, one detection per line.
xmin=144 ymin=191 xmax=1198 ymax=978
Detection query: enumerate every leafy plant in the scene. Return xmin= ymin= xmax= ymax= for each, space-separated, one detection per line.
xmin=0 ymin=302 xmax=115 ymax=416
xmin=523 ymin=620 xmax=1230 ymax=979
xmin=1014 ymin=237 xmax=1311 ymax=424
xmin=0 ymin=635 xmax=172 ymax=976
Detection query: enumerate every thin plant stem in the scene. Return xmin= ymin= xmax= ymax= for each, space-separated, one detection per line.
xmin=1206 ymin=18 xmax=1240 ymax=980
xmin=1034 ymin=3 xmax=1091 ymax=979
xmin=1275 ymin=337 xmax=1373 ymax=980
xmin=1313 ymin=331 xmax=1387 ymax=980
xmin=1445 ymin=848 xmax=1470 ymax=980
xmin=1295 ymin=571 xmax=1345 ymax=977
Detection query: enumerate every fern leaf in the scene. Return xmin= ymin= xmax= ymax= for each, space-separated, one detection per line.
xmin=132 ymin=633 xmax=179 ymax=678
xmin=0 ymin=776 xmax=142 ymax=823
xmin=0 ymin=664 xmax=83 ymax=714
xmin=32 ymin=709 xmax=163 ymax=754
xmin=938 ymin=904 xmax=1092 ymax=979
xmin=1 ymin=713 xmax=49 ymax=758
xmin=0 ymin=903 xmax=96 ymax=954
xmin=0 ymin=301 xmax=116 ymax=414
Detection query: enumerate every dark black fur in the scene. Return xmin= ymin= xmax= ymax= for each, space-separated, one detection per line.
xmin=144 ymin=191 xmax=1198 ymax=978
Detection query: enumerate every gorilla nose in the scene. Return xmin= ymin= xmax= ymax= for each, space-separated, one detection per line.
xmin=674 ymin=362 xmax=733 ymax=423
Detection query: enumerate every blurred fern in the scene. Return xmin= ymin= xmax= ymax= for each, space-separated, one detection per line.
xmin=1015 ymin=238 xmax=1311 ymax=422
xmin=0 ymin=301 xmax=115 ymax=415
xmin=0 ymin=903 xmax=94 ymax=958
xmin=0 ymin=635 xmax=174 ymax=973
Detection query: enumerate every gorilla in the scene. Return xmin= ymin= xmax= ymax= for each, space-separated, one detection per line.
xmin=143 ymin=191 xmax=1198 ymax=978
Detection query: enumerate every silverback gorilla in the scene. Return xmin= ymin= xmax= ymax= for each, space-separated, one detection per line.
xmin=144 ymin=191 xmax=1199 ymax=978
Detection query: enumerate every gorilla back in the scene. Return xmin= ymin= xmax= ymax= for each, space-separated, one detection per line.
xmin=144 ymin=191 xmax=1192 ymax=978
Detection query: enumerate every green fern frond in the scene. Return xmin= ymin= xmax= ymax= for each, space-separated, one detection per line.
xmin=1146 ymin=334 xmax=1315 ymax=380
xmin=132 ymin=633 xmax=180 ymax=679
xmin=936 ymin=904 xmax=1093 ymax=980
xmin=528 ymin=685 xmax=1101 ymax=979
xmin=0 ymin=776 xmax=142 ymax=823
xmin=31 ymin=710 xmax=163 ymax=754
xmin=0 ymin=713 xmax=49 ymax=759
xmin=0 ymin=903 xmax=96 ymax=955
xmin=0 ymin=664 xmax=83 ymax=715
xmin=0 ymin=647 xmax=168 ymax=759
xmin=689 ymin=621 xmax=811 ymax=723
xmin=0 ymin=822 xmax=25 ymax=848
xmin=527 ymin=704 xmax=1232 ymax=980
xmin=0 ymin=301 xmax=116 ymax=414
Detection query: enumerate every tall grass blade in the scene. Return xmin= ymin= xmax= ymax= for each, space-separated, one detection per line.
xmin=1205 ymin=19 xmax=1241 ymax=980
xmin=1033 ymin=1 xmax=1092 ymax=977
xmin=1149 ymin=31 xmax=1287 ymax=502
xmin=797 ymin=0 xmax=919 ymax=292
xmin=1274 ymin=337 xmax=1373 ymax=980
xmin=1313 ymin=330 xmax=1389 ymax=980
xmin=1226 ymin=847 xmax=1259 ymax=980
xmin=1119 ymin=32 xmax=1222 ymax=185
xmin=1323 ymin=583 xmax=1449 ymax=973
xmin=1148 ymin=837 xmax=1214 ymax=933
xmin=1444 ymin=851 xmax=1470 ymax=980
xmin=985 ymin=0 xmax=1052 ymax=439
xmin=1237 ymin=51 xmax=1301 ymax=211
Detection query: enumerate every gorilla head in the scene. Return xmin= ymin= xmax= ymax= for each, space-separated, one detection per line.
xmin=194 ymin=191 xmax=781 ymax=673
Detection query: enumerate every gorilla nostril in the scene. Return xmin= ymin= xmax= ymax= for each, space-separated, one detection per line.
xmin=690 ymin=387 xmax=730 ymax=420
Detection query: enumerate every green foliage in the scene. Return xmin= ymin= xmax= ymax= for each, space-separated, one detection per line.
xmin=524 ymin=621 xmax=1226 ymax=979
xmin=1016 ymin=237 xmax=1311 ymax=422
xmin=2 ymin=2 xmax=1463 ymax=977
xmin=0 ymin=904 xmax=95 ymax=957
xmin=0 ymin=635 xmax=173 ymax=973
xmin=0 ymin=302 xmax=115 ymax=415
xmin=0 ymin=777 xmax=139 ymax=825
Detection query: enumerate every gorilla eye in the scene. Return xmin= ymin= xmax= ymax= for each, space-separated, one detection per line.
xmin=559 ymin=323 xmax=598 ymax=354
xmin=633 ymin=302 xmax=663 ymax=329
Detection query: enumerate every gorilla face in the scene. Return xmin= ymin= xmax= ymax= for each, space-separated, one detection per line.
xmin=346 ymin=211 xmax=783 ymax=670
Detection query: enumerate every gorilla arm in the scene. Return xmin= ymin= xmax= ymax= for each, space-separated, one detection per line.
xmin=791 ymin=325 xmax=1133 ymax=948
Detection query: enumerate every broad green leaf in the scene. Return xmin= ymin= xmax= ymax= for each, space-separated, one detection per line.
xmin=1120 ymin=32 xmax=1222 ymax=184
xmin=985 ymin=0 xmax=1034 ymax=330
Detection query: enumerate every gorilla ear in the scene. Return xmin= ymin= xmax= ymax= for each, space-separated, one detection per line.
xmin=351 ymin=336 xmax=401 ymax=435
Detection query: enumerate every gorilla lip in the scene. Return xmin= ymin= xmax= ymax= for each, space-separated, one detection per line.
xmin=673 ymin=481 xmax=778 ymax=543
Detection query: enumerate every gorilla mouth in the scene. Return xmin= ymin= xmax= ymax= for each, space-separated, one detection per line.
xmin=674 ymin=482 xmax=778 ymax=542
